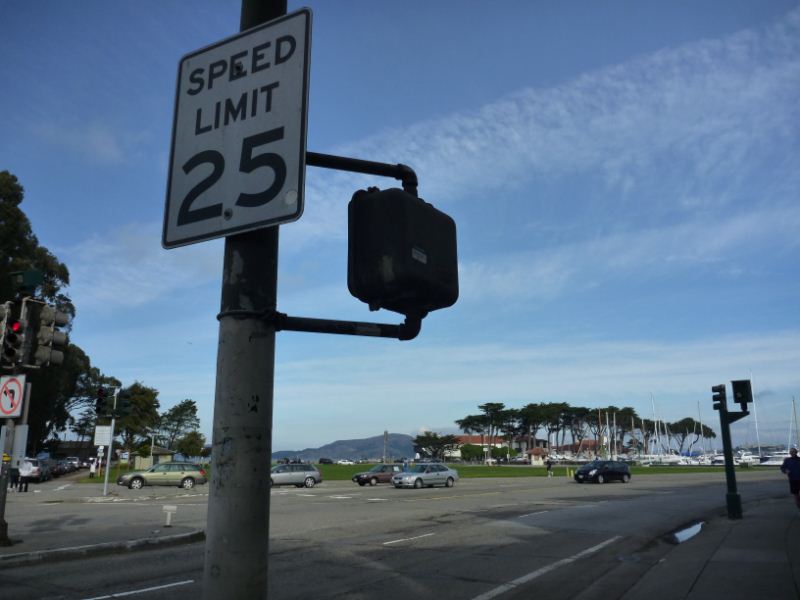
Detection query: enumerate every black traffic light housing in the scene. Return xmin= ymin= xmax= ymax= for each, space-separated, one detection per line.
xmin=712 ymin=384 xmax=727 ymax=411
xmin=96 ymin=387 xmax=108 ymax=415
xmin=731 ymin=379 xmax=753 ymax=412
xmin=1 ymin=302 xmax=24 ymax=368
xmin=348 ymin=187 xmax=458 ymax=318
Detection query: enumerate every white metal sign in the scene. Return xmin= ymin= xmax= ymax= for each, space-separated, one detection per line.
xmin=0 ymin=374 xmax=25 ymax=418
xmin=94 ymin=427 xmax=112 ymax=447
xmin=163 ymin=8 xmax=312 ymax=248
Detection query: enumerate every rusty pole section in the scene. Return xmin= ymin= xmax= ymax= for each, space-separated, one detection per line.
xmin=202 ymin=1 xmax=286 ymax=598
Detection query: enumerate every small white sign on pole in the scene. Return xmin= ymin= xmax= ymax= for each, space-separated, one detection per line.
xmin=94 ymin=426 xmax=112 ymax=447
xmin=0 ymin=374 xmax=26 ymax=418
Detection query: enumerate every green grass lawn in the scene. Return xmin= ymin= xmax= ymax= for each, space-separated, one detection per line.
xmin=317 ymin=463 xmax=738 ymax=480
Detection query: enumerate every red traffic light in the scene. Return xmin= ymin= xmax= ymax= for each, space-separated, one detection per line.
xmin=9 ymin=320 xmax=22 ymax=333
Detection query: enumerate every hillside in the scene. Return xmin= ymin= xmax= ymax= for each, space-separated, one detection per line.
xmin=272 ymin=433 xmax=415 ymax=462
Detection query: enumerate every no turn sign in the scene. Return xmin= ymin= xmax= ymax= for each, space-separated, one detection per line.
xmin=0 ymin=375 xmax=26 ymax=418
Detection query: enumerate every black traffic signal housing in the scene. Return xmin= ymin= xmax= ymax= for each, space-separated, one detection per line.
xmin=348 ymin=187 xmax=458 ymax=318
xmin=712 ymin=384 xmax=727 ymax=411
xmin=116 ymin=391 xmax=132 ymax=418
xmin=32 ymin=303 xmax=69 ymax=367
xmin=1 ymin=301 xmax=25 ymax=368
xmin=96 ymin=387 xmax=108 ymax=415
xmin=731 ymin=380 xmax=753 ymax=413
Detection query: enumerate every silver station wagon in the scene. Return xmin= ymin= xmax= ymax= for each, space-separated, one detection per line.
xmin=270 ymin=463 xmax=323 ymax=488
xmin=392 ymin=463 xmax=459 ymax=489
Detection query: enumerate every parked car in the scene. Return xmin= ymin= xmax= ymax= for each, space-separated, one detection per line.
xmin=336 ymin=459 xmax=355 ymax=465
xmin=65 ymin=456 xmax=81 ymax=470
xmin=318 ymin=457 xmax=333 ymax=464
xmin=352 ymin=463 xmax=403 ymax=486
xmin=117 ymin=462 xmax=208 ymax=490
xmin=392 ymin=463 xmax=459 ymax=489
xmin=20 ymin=458 xmax=45 ymax=482
xmin=270 ymin=463 xmax=322 ymax=488
xmin=573 ymin=460 xmax=631 ymax=484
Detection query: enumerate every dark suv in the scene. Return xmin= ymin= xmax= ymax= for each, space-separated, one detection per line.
xmin=352 ymin=463 xmax=403 ymax=486
xmin=574 ymin=460 xmax=631 ymax=484
xmin=270 ymin=463 xmax=322 ymax=488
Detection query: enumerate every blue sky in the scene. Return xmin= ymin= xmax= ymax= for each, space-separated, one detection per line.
xmin=1 ymin=1 xmax=798 ymax=452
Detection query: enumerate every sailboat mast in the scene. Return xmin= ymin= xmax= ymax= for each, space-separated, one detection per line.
xmin=750 ymin=370 xmax=762 ymax=457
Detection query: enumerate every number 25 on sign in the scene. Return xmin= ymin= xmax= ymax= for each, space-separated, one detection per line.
xmin=163 ymin=9 xmax=311 ymax=249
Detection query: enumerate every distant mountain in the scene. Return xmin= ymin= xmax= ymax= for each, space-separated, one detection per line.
xmin=273 ymin=433 xmax=414 ymax=462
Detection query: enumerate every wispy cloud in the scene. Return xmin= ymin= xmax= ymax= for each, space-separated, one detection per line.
xmin=459 ymin=206 xmax=800 ymax=304
xmin=286 ymin=8 xmax=800 ymax=244
xmin=62 ymin=222 xmax=222 ymax=311
xmin=270 ymin=329 xmax=800 ymax=448
xmin=31 ymin=120 xmax=151 ymax=165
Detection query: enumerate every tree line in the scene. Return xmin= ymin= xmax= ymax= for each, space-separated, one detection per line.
xmin=456 ymin=402 xmax=716 ymax=457
xmin=0 ymin=170 xmax=205 ymax=458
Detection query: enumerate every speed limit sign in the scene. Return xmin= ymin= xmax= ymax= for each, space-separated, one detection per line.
xmin=163 ymin=9 xmax=311 ymax=248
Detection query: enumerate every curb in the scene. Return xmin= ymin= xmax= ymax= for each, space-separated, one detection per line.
xmin=0 ymin=529 xmax=205 ymax=569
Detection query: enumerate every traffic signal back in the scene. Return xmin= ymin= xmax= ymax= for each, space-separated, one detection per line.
xmin=348 ymin=187 xmax=458 ymax=317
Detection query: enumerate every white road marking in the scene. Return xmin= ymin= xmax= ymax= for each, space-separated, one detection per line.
xmin=328 ymin=495 xmax=352 ymax=499
xmin=469 ymin=536 xmax=622 ymax=600
xmin=383 ymin=533 xmax=435 ymax=545
xmin=517 ymin=510 xmax=549 ymax=518
xmin=55 ymin=484 xmax=72 ymax=491
xmin=82 ymin=579 xmax=194 ymax=599
xmin=368 ymin=498 xmax=389 ymax=502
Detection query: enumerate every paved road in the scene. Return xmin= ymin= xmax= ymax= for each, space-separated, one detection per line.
xmin=0 ymin=469 xmax=785 ymax=599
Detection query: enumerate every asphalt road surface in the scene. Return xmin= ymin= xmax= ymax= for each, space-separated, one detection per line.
xmin=0 ymin=469 xmax=784 ymax=599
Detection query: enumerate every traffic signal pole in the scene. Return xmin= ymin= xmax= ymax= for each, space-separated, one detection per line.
xmin=201 ymin=4 xmax=285 ymax=598
xmin=711 ymin=381 xmax=753 ymax=519
xmin=102 ymin=388 xmax=118 ymax=497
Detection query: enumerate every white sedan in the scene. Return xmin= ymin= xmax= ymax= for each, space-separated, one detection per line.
xmin=336 ymin=459 xmax=355 ymax=465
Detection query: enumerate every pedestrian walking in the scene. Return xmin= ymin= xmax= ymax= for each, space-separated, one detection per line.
xmin=18 ymin=460 xmax=31 ymax=492
xmin=780 ymin=447 xmax=800 ymax=509
xmin=8 ymin=466 xmax=19 ymax=491
xmin=546 ymin=458 xmax=553 ymax=477
xmin=89 ymin=460 xmax=96 ymax=478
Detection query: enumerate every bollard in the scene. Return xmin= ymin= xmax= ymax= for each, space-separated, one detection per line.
xmin=163 ymin=504 xmax=177 ymax=527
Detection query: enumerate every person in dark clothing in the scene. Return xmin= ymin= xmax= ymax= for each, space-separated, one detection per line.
xmin=780 ymin=447 xmax=800 ymax=509
xmin=545 ymin=459 xmax=553 ymax=477
xmin=9 ymin=467 xmax=19 ymax=491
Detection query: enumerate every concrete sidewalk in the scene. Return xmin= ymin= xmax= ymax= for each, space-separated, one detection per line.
xmin=621 ymin=496 xmax=800 ymax=599
xmin=0 ymin=481 xmax=206 ymax=567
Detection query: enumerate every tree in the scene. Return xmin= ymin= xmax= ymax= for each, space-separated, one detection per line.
xmin=455 ymin=414 xmax=489 ymax=444
xmin=0 ymin=171 xmax=114 ymax=450
xmin=412 ymin=431 xmax=459 ymax=461
xmin=459 ymin=444 xmax=484 ymax=462
xmin=159 ymin=399 xmax=200 ymax=450
xmin=115 ymin=382 xmax=160 ymax=455
xmin=176 ymin=431 xmax=206 ymax=458
xmin=0 ymin=171 xmax=70 ymax=302
xmin=518 ymin=403 xmax=547 ymax=452
xmin=70 ymin=409 xmax=96 ymax=442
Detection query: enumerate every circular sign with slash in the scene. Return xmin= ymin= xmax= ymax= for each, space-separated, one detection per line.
xmin=0 ymin=375 xmax=25 ymax=418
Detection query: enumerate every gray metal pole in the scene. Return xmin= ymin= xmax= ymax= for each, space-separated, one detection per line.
xmin=202 ymin=5 xmax=286 ymax=598
xmin=102 ymin=388 xmax=118 ymax=497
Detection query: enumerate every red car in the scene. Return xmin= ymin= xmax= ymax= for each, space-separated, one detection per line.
xmin=352 ymin=464 xmax=403 ymax=486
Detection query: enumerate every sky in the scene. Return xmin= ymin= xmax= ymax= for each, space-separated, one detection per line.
xmin=1 ymin=1 xmax=799 ymax=453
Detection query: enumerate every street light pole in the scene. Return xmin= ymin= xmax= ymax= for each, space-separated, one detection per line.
xmin=202 ymin=2 xmax=286 ymax=598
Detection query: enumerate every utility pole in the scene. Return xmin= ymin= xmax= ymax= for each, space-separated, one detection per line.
xmin=102 ymin=388 xmax=118 ymax=497
xmin=202 ymin=2 xmax=286 ymax=598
